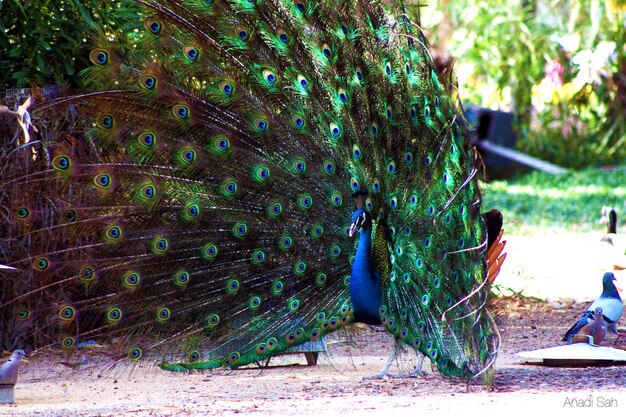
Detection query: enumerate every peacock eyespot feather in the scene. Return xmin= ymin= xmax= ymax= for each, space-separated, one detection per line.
xmin=292 ymin=158 xmax=307 ymax=174
xmin=311 ymin=224 xmax=323 ymax=237
xmin=315 ymin=273 xmax=327 ymax=287
xmin=405 ymin=63 xmax=411 ymax=74
xmin=123 ymin=271 xmax=141 ymax=289
xmin=416 ymin=257 xmax=424 ymax=269
xmin=341 ymin=24 xmax=348 ymax=35
xmin=127 ymin=348 xmax=143 ymax=361
xmin=221 ymin=178 xmax=238 ymax=197
xmin=444 ymin=212 xmax=451 ymax=224
xmin=316 ymin=312 xmax=326 ymax=323
xmin=352 ymin=144 xmax=362 ymax=159
xmin=207 ymin=313 xmax=220 ymax=328
xmin=405 ymin=151 xmax=414 ymax=164
xmin=350 ymin=177 xmax=360 ymax=192
xmin=232 ymin=221 xmax=248 ymax=238
xmin=458 ymin=237 xmax=465 ymax=248
xmin=403 ymin=273 xmax=411 ymax=284
xmin=297 ymin=75 xmax=308 ymax=89
xmin=252 ymin=165 xmax=270 ymax=182
xmin=417 ymin=321 xmax=425 ymax=333
xmin=310 ymin=328 xmax=321 ymax=340
xmin=263 ymin=70 xmax=277 ymax=85
xmin=182 ymin=203 xmax=200 ymax=220
xmin=174 ymin=270 xmax=190 ymax=286
xmin=16 ymin=207 xmax=30 ymax=219
xmin=188 ymin=351 xmax=201 ymax=362
xmin=63 ymin=209 xmax=77 ymax=223
xmin=52 ymin=155 xmax=72 ymax=171
xmin=62 ymin=337 xmax=76 ymax=349
xmin=226 ymin=279 xmax=240 ymax=294
xmin=80 ymin=266 xmax=95 ymax=283
xmin=104 ymin=225 xmax=122 ymax=242
xmin=330 ymin=192 xmax=342 ymax=207
xmin=293 ymin=328 xmax=304 ymax=339
xmin=323 ymin=159 xmax=335 ymax=175
xmin=58 ymin=306 xmax=76 ymax=321
xmin=237 ymin=28 xmax=249 ymax=41
xmin=355 ymin=67 xmax=363 ymax=82
xmin=253 ymin=118 xmax=268 ymax=132
xmin=424 ymin=106 xmax=431 ymax=119
xmin=424 ymin=236 xmax=432 ymax=248
xmin=201 ymin=243 xmax=218 ymax=260
xmin=433 ymin=277 xmax=440 ymax=288
xmin=172 ymin=104 xmax=190 ymax=120
xmin=256 ymin=343 xmax=267 ymax=355
xmin=386 ymin=106 xmax=392 ymax=120
xmin=338 ymin=88 xmax=347 ymax=103
xmin=271 ymin=280 xmax=284 ymax=295
xmin=295 ymin=1 xmax=305 ymax=13
xmin=371 ymin=122 xmax=379 ymax=137
xmin=94 ymin=173 xmax=112 ymax=190
xmin=428 ymin=204 xmax=435 ymax=216
xmin=106 ymin=307 xmax=122 ymax=323
xmin=139 ymin=184 xmax=157 ymax=201
xmin=330 ymin=123 xmax=341 ymax=138
xmin=220 ymin=81 xmax=234 ymax=96
xmin=156 ymin=307 xmax=171 ymax=322
xmin=385 ymin=62 xmax=392 ymax=76
xmin=138 ymin=132 xmax=156 ymax=149
xmin=292 ymin=114 xmax=305 ymax=129
xmin=395 ymin=246 xmax=402 ymax=256
xmin=298 ymin=194 xmax=313 ymax=210
xmin=90 ymin=49 xmax=109 ymax=66
xmin=251 ymin=249 xmax=266 ymax=264
xmin=329 ymin=244 xmax=341 ymax=258
xmin=152 ymin=237 xmax=169 ymax=254
xmin=267 ymin=337 xmax=278 ymax=350
xmin=279 ymin=235 xmax=293 ymax=250
xmin=421 ymin=294 xmax=430 ymax=306
xmin=139 ymin=74 xmax=157 ymax=90
xmin=268 ymin=201 xmax=282 ymax=217
xmin=277 ymin=29 xmax=289 ymax=43
xmin=17 ymin=309 xmax=30 ymax=321
xmin=288 ymin=298 xmax=300 ymax=311
xmin=184 ymin=46 xmax=200 ymax=62
xmin=294 ymin=261 xmax=306 ymax=275
xmin=387 ymin=160 xmax=396 ymax=174
xmin=389 ymin=196 xmax=398 ymax=208
xmin=210 ymin=136 xmax=230 ymax=155
xmin=248 ymin=296 xmax=262 ymax=310
xmin=97 ymin=114 xmax=114 ymax=129
xmin=322 ymin=43 xmax=331 ymax=58
xmin=146 ymin=19 xmax=162 ymax=34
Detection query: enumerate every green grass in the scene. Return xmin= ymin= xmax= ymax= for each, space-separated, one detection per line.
xmin=480 ymin=166 xmax=626 ymax=235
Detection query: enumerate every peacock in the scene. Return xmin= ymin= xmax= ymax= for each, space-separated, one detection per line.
xmin=0 ymin=0 xmax=506 ymax=383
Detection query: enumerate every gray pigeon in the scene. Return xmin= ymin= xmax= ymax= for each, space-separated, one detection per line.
xmin=563 ymin=272 xmax=624 ymax=341
xmin=0 ymin=350 xmax=26 ymax=386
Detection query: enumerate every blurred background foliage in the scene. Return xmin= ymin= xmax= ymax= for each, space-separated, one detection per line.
xmin=1 ymin=0 xmax=625 ymax=169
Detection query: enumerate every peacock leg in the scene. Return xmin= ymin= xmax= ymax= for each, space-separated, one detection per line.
xmin=391 ymin=353 xmax=426 ymax=378
xmin=362 ymin=343 xmax=399 ymax=380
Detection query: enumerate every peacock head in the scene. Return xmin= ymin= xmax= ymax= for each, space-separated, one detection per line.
xmin=349 ymin=208 xmax=372 ymax=237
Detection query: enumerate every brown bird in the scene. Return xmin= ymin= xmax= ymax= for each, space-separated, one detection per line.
xmin=570 ymin=307 xmax=608 ymax=346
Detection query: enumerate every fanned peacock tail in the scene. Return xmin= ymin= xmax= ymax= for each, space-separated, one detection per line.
xmin=1 ymin=0 xmax=503 ymax=381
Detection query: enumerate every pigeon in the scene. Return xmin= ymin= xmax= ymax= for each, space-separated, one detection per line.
xmin=563 ymin=272 xmax=624 ymax=341
xmin=570 ymin=307 xmax=608 ymax=345
xmin=0 ymin=350 xmax=26 ymax=386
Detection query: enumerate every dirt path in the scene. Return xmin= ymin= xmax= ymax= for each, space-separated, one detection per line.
xmin=2 ymin=232 xmax=626 ymax=416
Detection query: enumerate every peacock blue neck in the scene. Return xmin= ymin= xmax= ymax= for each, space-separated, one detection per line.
xmin=350 ymin=223 xmax=382 ymax=325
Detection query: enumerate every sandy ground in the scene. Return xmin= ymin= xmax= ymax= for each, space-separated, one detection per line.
xmin=2 ymin=232 xmax=626 ymax=417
